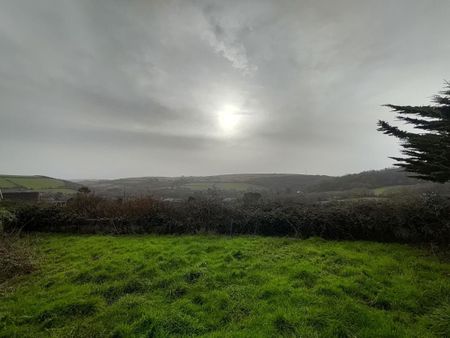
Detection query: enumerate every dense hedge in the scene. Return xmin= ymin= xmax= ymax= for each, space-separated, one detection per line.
xmin=4 ymin=193 xmax=450 ymax=244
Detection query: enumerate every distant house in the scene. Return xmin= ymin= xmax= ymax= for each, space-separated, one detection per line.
xmin=0 ymin=189 xmax=40 ymax=202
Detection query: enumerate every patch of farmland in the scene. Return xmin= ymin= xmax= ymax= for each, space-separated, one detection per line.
xmin=0 ymin=175 xmax=81 ymax=194
xmin=0 ymin=177 xmax=19 ymax=189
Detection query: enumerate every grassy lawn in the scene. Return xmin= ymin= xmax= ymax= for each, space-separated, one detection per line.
xmin=1 ymin=235 xmax=449 ymax=337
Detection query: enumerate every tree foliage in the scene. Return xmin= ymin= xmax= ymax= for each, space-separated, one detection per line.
xmin=378 ymin=83 xmax=450 ymax=182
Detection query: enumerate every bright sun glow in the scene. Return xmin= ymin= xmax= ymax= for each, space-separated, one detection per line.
xmin=218 ymin=105 xmax=241 ymax=135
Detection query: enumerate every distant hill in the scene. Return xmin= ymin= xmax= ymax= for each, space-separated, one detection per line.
xmin=78 ymin=173 xmax=332 ymax=197
xmin=78 ymin=169 xmax=438 ymax=198
xmin=306 ymin=169 xmax=420 ymax=192
xmin=2 ymin=169 xmax=445 ymax=199
xmin=0 ymin=175 xmax=81 ymax=194
xmin=246 ymin=174 xmax=330 ymax=191
xmin=2 ymin=169 xmax=446 ymax=201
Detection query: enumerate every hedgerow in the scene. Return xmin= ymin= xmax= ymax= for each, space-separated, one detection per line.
xmin=5 ymin=193 xmax=450 ymax=244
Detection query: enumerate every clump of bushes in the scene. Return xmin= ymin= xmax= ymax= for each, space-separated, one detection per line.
xmin=4 ymin=193 xmax=450 ymax=244
xmin=0 ymin=208 xmax=15 ymax=232
xmin=0 ymin=232 xmax=35 ymax=283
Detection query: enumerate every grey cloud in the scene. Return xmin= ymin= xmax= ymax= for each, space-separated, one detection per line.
xmin=0 ymin=0 xmax=449 ymax=178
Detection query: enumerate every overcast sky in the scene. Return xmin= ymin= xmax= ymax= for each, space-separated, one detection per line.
xmin=1 ymin=0 xmax=449 ymax=179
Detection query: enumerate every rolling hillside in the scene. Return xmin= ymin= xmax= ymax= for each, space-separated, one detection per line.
xmin=306 ymin=169 xmax=420 ymax=192
xmin=78 ymin=173 xmax=331 ymax=197
xmin=3 ymin=169 xmax=443 ymax=199
xmin=0 ymin=175 xmax=81 ymax=194
xmin=77 ymin=168 xmax=446 ymax=198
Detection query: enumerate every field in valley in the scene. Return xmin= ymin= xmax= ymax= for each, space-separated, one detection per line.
xmin=1 ymin=235 xmax=449 ymax=337
xmin=0 ymin=175 xmax=79 ymax=194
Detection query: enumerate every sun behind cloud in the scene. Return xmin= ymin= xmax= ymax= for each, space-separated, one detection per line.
xmin=217 ymin=104 xmax=241 ymax=136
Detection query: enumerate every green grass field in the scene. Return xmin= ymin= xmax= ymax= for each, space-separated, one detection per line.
xmin=373 ymin=185 xmax=410 ymax=196
xmin=1 ymin=235 xmax=449 ymax=337
xmin=1 ymin=177 xmax=65 ymax=190
xmin=0 ymin=178 xmax=19 ymax=189
xmin=0 ymin=175 xmax=78 ymax=194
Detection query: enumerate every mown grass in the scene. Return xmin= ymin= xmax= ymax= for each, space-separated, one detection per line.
xmin=1 ymin=235 xmax=449 ymax=337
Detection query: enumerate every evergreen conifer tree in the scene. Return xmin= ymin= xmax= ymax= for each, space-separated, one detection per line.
xmin=377 ymin=83 xmax=450 ymax=182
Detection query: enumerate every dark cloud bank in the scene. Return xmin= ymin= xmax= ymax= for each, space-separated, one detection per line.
xmin=0 ymin=0 xmax=449 ymax=179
